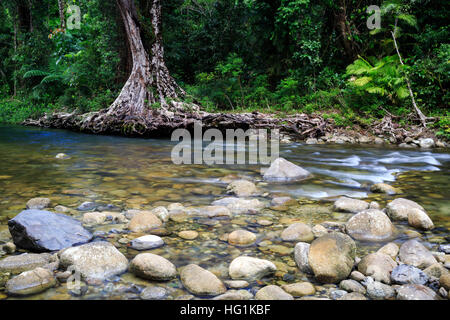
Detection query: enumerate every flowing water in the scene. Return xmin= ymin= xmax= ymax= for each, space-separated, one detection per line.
xmin=0 ymin=124 xmax=449 ymax=300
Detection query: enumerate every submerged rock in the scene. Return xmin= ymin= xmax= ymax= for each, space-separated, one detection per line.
xmin=227 ymin=180 xmax=258 ymax=197
xmin=333 ymin=197 xmax=369 ymax=213
xmin=8 ymin=210 xmax=93 ymax=252
xmin=59 ymin=241 xmax=128 ymax=281
xmin=262 ymin=158 xmax=311 ymax=181
xmin=308 ymin=232 xmax=356 ymax=283
xmin=140 ymin=286 xmax=167 ymax=300
xmin=0 ymin=253 xmax=55 ymax=274
xmin=228 ymin=229 xmax=256 ymax=246
xmin=386 ymin=198 xmax=425 ymax=221
xmin=345 ymin=209 xmax=395 ymax=241
xmin=128 ymin=211 xmax=162 ymax=233
xmin=178 ymin=231 xmax=199 ymax=240
xmin=370 ymin=183 xmax=401 ymax=195
xmin=281 ymin=223 xmax=314 ymax=242
xmin=229 ymin=256 xmax=276 ymax=281
xmin=26 ymin=198 xmax=51 ymax=210
xmin=211 ymin=197 xmax=265 ymax=214
xmin=180 ymin=264 xmax=226 ymax=296
xmin=6 ymin=267 xmax=56 ymax=296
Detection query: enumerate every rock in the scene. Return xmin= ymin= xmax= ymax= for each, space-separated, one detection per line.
xmin=345 ymin=209 xmax=395 ymax=241
xmin=339 ymin=279 xmax=366 ymax=294
xmin=77 ymin=201 xmax=96 ymax=211
xmin=338 ymin=292 xmax=367 ymax=300
xmin=407 ymin=208 xmax=434 ymax=230
xmin=255 ymin=285 xmax=294 ymax=300
xmin=391 ymin=264 xmax=429 ymax=285
xmin=2 ymin=242 xmax=16 ymax=254
xmin=213 ymin=290 xmax=253 ymax=300
xmin=364 ymin=278 xmax=395 ymax=300
xmin=330 ymin=289 xmax=348 ymax=300
xmin=178 ymin=231 xmax=199 ymax=240
xmin=8 ymin=210 xmax=93 ymax=252
xmin=396 ymin=284 xmax=441 ymax=300
xmin=6 ymin=267 xmax=56 ymax=296
xmin=369 ymin=201 xmax=381 ymax=210
xmin=377 ymin=242 xmax=399 ymax=260
xmin=312 ymin=224 xmax=328 ymax=238
xmin=333 ymin=197 xmax=369 ymax=213
xmin=128 ymin=211 xmax=162 ymax=233
xmin=228 ymin=230 xmax=256 ymax=246
xmin=82 ymin=212 xmax=106 ymax=225
xmin=194 ymin=205 xmax=232 ymax=218
xmin=308 ymin=232 xmax=356 ymax=283
xmin=423 ymin=263 xmax=449 ymax=279
xmin=55 ymin=153 xmax=70 ymax=159
xmin=350 ymin=270 xmax=366 ymax=282
xmin=180 ymin=264 xmax=226 ymax=296
xmin=305 ymin=138 xmax=318 ymax=144
xmin=211 ymin=197 xmax=265 ymax=214
xmin=399 ymin=240 xmax=437 ymax=269
xmin=0 ymin=253 xmax=54 ymax=274
xmin=262 ymin=158 xmax=311 ymax=181
xmin=54 ymin=205 xmax=70 ymax=213
xmin=440 ymin=274 xmax=450 ymax=290
xmin=140 ymin=286 xmax=167 ymax=300
xmin=129 ymin=253 xmax=176 ymax=281
xmin=281 ymin=282 xmax=316 ymax=297
xmin=374 ymin=137 xmax=384 ymax=145
xmin=223 ymin=280 xmax=249 ymax=289
xmin=358 ymin=253 xmax=397 ymax=284
xmin=439 ymin=244 xmax=450 ymax=254
xmin=370 ymin=183 xmax=401 ymax=195
xmin=151 ymin=207 xmax=169 ymax=222
xmin=59 ymin=241 xmax=128 ymax=281
xmin=294 ymin=242 xmax=312 ymax=274
xmin=281 ymin=223 xmax=314 ymax=242
xmin=271 ymin=197 xmax=295 ymax=206
xmin=229 ymin=256 xmax=276 ymax=281
xmin=386 ymin=198 xmax=425 ymax=221
xmin=419 ymin=138 xmax=435 ymax=149
xmin=26 ymin=198 xmax=51 ymax=210
xmin=227 ymin=180 xmax=258 ymax=197
xmin=130 ymin=235 xmax=164 ymax=251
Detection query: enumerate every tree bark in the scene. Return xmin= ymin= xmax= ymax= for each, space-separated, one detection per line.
xmin=58 ymin=0 xmax=65 ymax=29
xmin=335 ymin=1 xmax=357 ymax=61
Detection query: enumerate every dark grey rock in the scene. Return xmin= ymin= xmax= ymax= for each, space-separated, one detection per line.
xmin=391 ymin=264 xmax=429 ymax=285
xmin=8 ymin=210 xmax=93 ymax=252
xmin=438 ymin=244 xmax=450 ymax=254
xmin=77 ymin=201 xmax=97 ymax=211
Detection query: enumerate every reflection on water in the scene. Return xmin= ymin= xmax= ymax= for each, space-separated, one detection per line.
xmin=0 ymin=124 xmax=449 ymax=300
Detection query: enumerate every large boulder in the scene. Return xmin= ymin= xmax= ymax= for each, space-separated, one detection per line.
xmin=308 ymin=232 xmax=356 ymax=283
xmin=396 ymin=284 xmax=441 ymax=300
xmin=6 ymin=267 xmax=56 ymax=296
xmin=262 ymin=158 xmax=311 ymax=181
xmin=357 ymin=253 xmax=397 ymax=284
xmin=59 ymin=241 xmax=128 ymax=281
xmin=386 ymin=198 xmax=425 ymax=221
xmin=129 ymin=253 xmax=176 ymax=281
xmin=180 ymin=264 xmax=226 ymax=296
xmin=8 ymin=210 xmax=93 ymax=252
xmin=333 ymin=197 xmax=369 ymax=213
xmin=0 ymin=253 xmax=55 ymax=274
xmin=398 ymin=240 xmax=437 ymax=269
xmin=345 ymin=209 xmax=395 ymax=241
xmin=229 ymin=256 xmax=276 ymax=281
xmin=281 ymin=223 xmax=314 ymax=242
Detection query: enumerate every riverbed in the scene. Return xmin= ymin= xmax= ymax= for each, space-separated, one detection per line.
xmin=0 ymin=124 xmax=449 ymax=300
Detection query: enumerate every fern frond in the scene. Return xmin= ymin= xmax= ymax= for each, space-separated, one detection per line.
xmin=23 ymin=70 xmax=50 ymax=78
xmin=353 ymin=77 xmax=372 ymax=86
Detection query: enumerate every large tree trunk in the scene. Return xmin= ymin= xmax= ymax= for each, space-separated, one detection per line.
xmin=81 ymin=0 xmax=191 ymax=134
xmin=335 ymin=1 xmax=357 ymax=61
xmin=58 ymin=0 xmax=65 ymax=29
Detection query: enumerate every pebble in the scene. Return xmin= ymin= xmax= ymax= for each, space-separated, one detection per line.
xmin=178 ymin=231 xmax=199 ymax=240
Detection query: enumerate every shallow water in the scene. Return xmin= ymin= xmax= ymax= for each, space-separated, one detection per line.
xmin=0 ymin=124 xmax=449 ymax=300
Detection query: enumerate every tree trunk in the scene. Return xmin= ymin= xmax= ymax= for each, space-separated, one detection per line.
xmin=81 ymin=0 xmax=191 ymax=134
xmin=58 ymin=0 xmax=65 ymax=29
xmin=335 ymin=1 xmax=357 ymax=61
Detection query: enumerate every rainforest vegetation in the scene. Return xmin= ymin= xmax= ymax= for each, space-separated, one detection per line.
xmin=0 ymin=0 xmax=448 ymax=138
